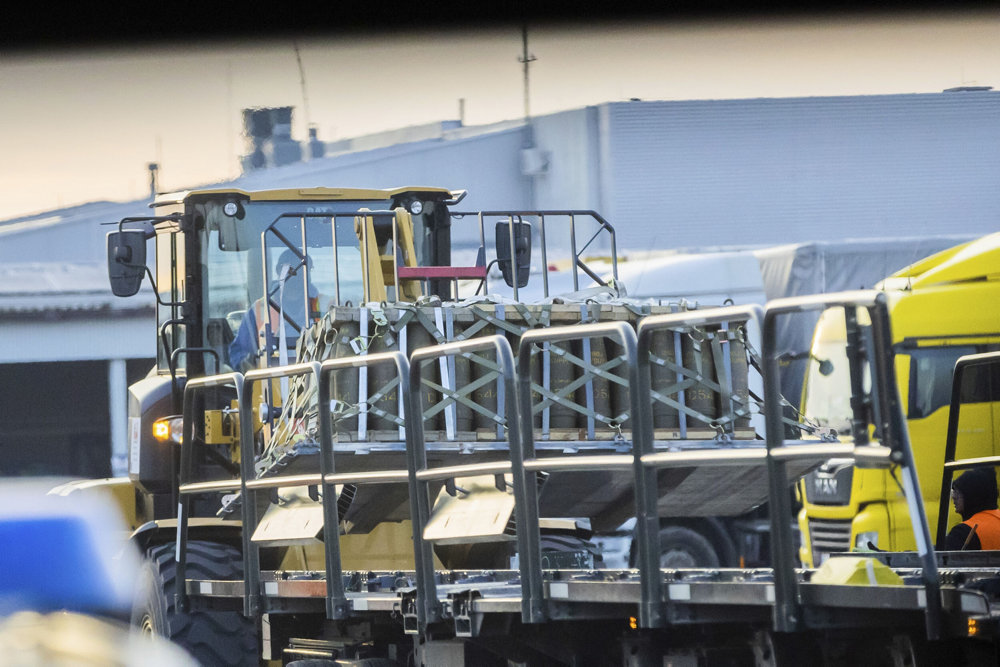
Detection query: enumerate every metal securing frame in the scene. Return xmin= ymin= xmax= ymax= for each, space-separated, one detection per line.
xmin=452 ymin=210 xmax=619 ymax=301
xmin=513 ymin=322 xmax=640 ymax=624
xmin=177 ymin=363 xmax=325 ymax=617
xmin=240 ymin=362 xmax=322 ymax=616
xmin=935 ymin=351 xmax=1000 ymax=548
xmin=761 ymin=290 xmax=941 ymax=640
xmin=317 ymin=350 xmax=413 ymax=620
xmin=632 ymin=305 xmax=767 ymax=628
xmin=392 ymin=212 xmax=488 ymax=300
xmin=407 ymin=335 xmax=519 ymax=633
xmin=256 ymin=209 xmax=399 ymax=342
xmin=176 ymin=355 xmax=416 ymax=622
xmin=175 ymin=371 xmax=247 ymax=614
xmin=630 ymin=305 xmax=854 ymax=629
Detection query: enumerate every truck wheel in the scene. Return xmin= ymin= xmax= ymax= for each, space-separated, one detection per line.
xmin=657 ymin=526 xmax=720 ymax=568
xmin=132 ymin=540 xmax=259 ymax=666
xmin=751 ymin=629 xmax=818 ymax=667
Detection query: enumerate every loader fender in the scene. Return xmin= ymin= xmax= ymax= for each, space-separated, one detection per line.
xmin=129 ymin=517 xmax=243 ymax=554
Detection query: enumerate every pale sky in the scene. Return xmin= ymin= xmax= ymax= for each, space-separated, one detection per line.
xmin=0 ymin=11 xmax=997 ymax=221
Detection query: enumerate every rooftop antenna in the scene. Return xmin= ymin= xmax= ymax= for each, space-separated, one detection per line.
xmin=147 ymin=163 xmax=159 ymax=200
xmin=519 ymin=24 xmax=536 ymax=124
xmin=226 ymin=60 xmax=236 ymax=178
xmin=293 ymin=41 xmax=313 ymax=145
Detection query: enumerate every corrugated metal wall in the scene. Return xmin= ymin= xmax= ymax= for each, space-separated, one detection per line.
xmin=599 ymin=92 xmax=1000 ymax=251
xmin=231 ymin=128 xmax=531 ymax=247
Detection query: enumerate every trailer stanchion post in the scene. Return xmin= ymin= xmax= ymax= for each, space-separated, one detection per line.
xmin=407 ymin=337 xmax=518 ymax=630
xmin=634 ymin=305 xmax=764 ymax=629
xmin=762 ymin=291 xmax=942 ymax=638
xmin=763 ymin=303 xmax=804 ymax=634
xmin=868 ymin=295 xmax=942 ymax=641
xmin=632 ymin=321 xmax=665 ymax=629
xmin=316 ymin=358 xmax=353 ymax=620
xmin=176 ymin=372 xmax=244 ymax=614
xmin=514 ymin=336 xmax=547 ymax=624
xmin=516 ymin=323 xmax=635 ymax=624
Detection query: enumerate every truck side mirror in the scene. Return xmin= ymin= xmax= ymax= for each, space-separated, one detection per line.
xmin=107 ymin=230 xmax=147 ymax=296
xmin=495 ymin=220 xmax=531 ymax=288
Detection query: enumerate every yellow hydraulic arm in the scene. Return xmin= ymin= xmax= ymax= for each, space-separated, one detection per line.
xmin=354 ymin=208 xmax=422 ymax=303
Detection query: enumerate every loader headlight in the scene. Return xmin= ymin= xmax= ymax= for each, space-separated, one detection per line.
xmin=408 ymin=199 xmax=423 ymax=215
xmin=222 ymin=200 xmax=245 ymax=219
xmin=152 ymin=416 xmax=184 ymax=445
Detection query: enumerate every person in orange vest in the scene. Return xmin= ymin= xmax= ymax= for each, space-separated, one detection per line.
xmin=943 ymin=467 xmax=1000 ymax=550
xmin=229 ymin=249 xmax=320 ymax=373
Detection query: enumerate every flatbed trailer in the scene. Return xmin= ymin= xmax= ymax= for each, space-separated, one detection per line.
xmin=165 ymin=291 xmax=1000 ymax=666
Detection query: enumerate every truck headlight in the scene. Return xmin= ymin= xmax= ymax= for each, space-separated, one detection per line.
xmin=152 ymin=416 xmax=184 ymax=445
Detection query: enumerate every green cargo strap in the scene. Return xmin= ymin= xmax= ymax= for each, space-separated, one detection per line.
xmin=526 ymin=338 xmax=631 ymax=429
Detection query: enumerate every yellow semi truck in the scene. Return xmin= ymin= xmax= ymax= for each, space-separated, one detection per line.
xmin=798 ymin=232 xmax=1000 ymax=566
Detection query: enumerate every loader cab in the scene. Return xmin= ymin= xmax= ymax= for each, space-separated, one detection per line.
xmin=109 ymin=186 xmax=457 ymax=383
xmin=106 ymin=187 xmax=457 ymax=519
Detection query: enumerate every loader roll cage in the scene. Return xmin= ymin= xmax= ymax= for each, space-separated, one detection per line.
xmin=254 ymin=207 xmax=619 ymax=311
xmin=174 ymin=290 xmax=956 ymax=648
xmin=171 ymin=201 xmax=620 ymax=377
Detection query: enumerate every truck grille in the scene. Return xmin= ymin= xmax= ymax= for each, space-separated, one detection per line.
xmin=803 ymin=466 xmax=853 ymax=506
xmin=808 ymin=518 xmax=852 ymax=565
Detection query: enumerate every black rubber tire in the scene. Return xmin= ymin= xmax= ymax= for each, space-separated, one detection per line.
xmin=657 ymin=526 xmax=720 ymax=568
xmin=132 ymin=540 xmax=259 ymax=666
xmin=752 ymin=629 xmax=819 ymax=667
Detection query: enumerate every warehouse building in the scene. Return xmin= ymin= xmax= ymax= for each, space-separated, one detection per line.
xmin=1 ymin=89 xmax=998 ymax=477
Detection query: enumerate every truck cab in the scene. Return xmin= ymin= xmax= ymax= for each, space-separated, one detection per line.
xmin=798 ymin=232 xmax=1000 ymax=566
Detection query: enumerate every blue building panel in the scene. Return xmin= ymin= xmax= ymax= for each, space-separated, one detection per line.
xmin=600 ymin=92 xmax=1000 ymax=251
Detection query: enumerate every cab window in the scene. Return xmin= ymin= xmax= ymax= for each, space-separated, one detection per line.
xmin=908 ymin=345 xmax=1000 ymax=418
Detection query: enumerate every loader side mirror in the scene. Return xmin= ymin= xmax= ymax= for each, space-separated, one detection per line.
xmin=107 ymin=230 xmax=147 ymax=296
xmin=495 ymin=220 xmax=531 ymax=288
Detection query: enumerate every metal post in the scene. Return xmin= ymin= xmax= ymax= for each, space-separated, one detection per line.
xmin=315 ymin=359 xmax=348 ymax=620
xmin=176 ymin=372 xmax=245 ymax=614
xmin=107 ymin=358 xmax=128 ymax=477
xmin=569 ymin=215 xmax=579 ymax=292
xmin=509 ymin=216 xmax=519 ymax=301
xmin=407 ymin=351 xmax=441 ymax=630
xmin=762 ymin=305 xmax=801 ymax=634
xmin=539 ymin=214 xmax=549 ymax=298
xmin=330 ymin=214 xmax=341 ymax=306
xmin=318 ymin=354 xmax=406 ymax=619
xmin=869 ymin=296 xmax=942 ymax=641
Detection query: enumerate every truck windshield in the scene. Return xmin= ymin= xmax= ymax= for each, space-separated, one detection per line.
xmin=800 ymin=308 xmax=871 ymax=436
xmin=199 ymin=199 xmax=373 ymax=371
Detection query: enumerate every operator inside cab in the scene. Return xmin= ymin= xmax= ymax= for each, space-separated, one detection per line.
xmin=228 ymin=248 xmax=320 ymax=373
xmin=943 ymin=467 xmax=1000 ymax=551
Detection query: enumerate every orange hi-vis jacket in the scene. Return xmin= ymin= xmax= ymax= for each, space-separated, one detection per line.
xmin=963 ymin=509 xmax=1000 ymax=550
